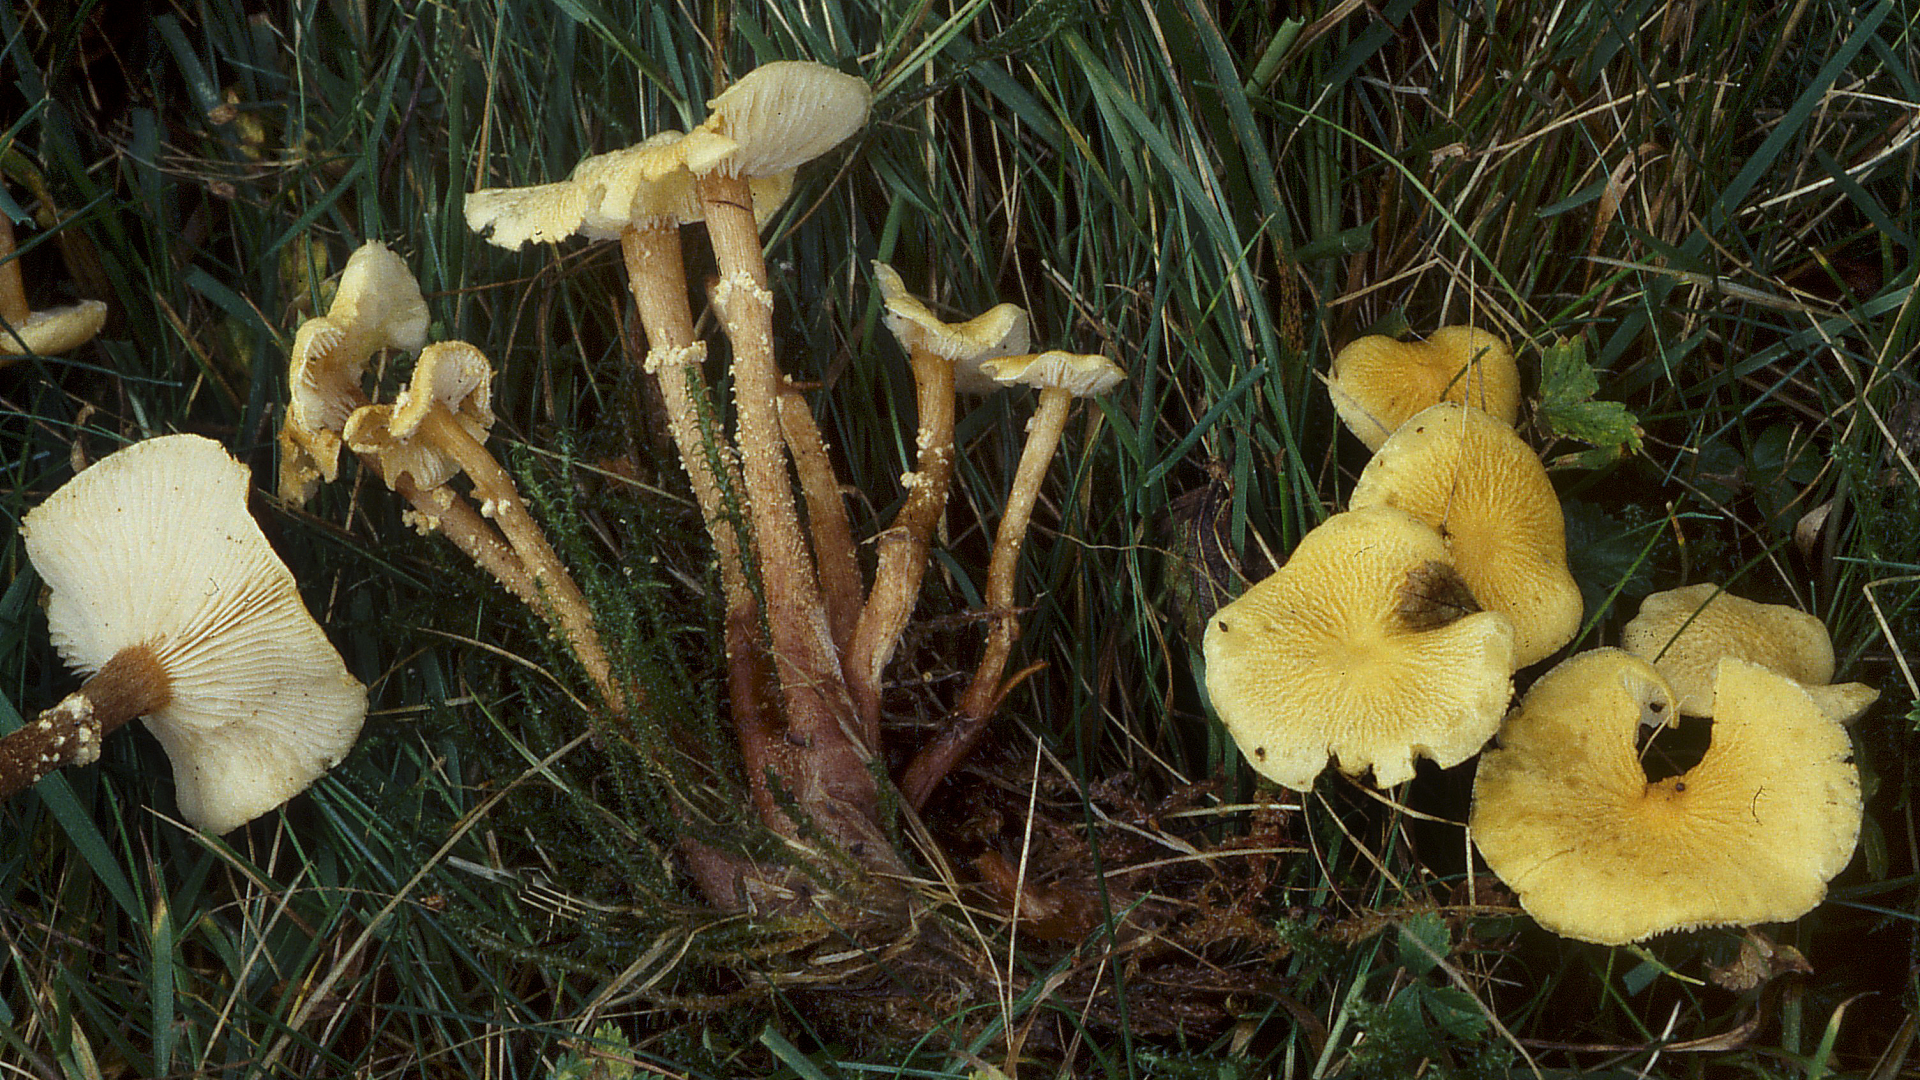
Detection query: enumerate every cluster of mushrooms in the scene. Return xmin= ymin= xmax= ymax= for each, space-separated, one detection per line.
xmin=1204 ymin=328 xmax=1875 ymax=945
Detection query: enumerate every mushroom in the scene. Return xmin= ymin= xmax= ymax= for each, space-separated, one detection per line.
xmin=1471 ymin=650 xmax=1861 ymax=945
xmin=1196 ymin=506 xmax=1516 ymax=791
xmin=1348 ymin=402 xmax=1582 ymax=668
xmin=345 ymin=341 xmax=619 ymax=709
xmin=897 ymin=349 xmax=1125 ymax=809
xmin=2 ymin=434 xmax=367 ymax=832
xmin=845 ymin=262 xmax=1030 ymax=741
xmin=1327 ymin=326 xmax=1518 ymax=450
xmin=1621 ymin=583 xmax=1880 ymax=721
xmin=0 ymin=210 xmax=107 ymax=360
xmin=278 ymin=240 xmax=430 ymax=505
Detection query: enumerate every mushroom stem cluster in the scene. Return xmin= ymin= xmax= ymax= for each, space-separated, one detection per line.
xmin=453 ymin=60 xmax=1127 ymax=883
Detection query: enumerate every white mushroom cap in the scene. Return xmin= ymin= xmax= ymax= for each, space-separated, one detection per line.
xmin=976 ymin=350 xmax=1127 ymax=397
xmin=685 ymin=61 xmax=873 ymax=179
xmin=345 ymin=340 xmax=497 ymax=492
xmin=22 ymin=434 xmax=368 ymax=833
xmin=873 ymin=261 xmax=1030 ymax=392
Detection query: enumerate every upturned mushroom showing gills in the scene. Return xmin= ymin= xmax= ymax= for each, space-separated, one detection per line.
xmin=4 ymin=434 xmax=368 ymax=833
xmin=1471 ymin=650 xmax=1861 ymax=945
xmin=1621 ymin=583 xmax=1879 ymax=721
xmin=1348 ymin=402 xmax=1582 ymax=668
xmin=1201 ymin=506 xmax=1515 ymax=791
xmin=1327 ymin=326 xmax=1518 ymax=450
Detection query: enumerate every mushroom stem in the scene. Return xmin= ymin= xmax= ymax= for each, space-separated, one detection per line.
xmin=389 ymin=472 xmax=546 ymax=614
xmin=618 ymin=223 xmax=756 ymax=613
xmin=846 ymin=349 xmax=957 ymax=745
xmin=900 ymin=386 xmax=1071 ymax=809
xmin=411 ymin=405 xmax=622 ymax=713
xmin=0 ymin=643 xmax=172 ymax=799
xmin=698 ymin=168 xmax=892 ymax=858
xmin=0 ymin=213 xmax=28 ymax=325
xmin=778 ymin=383 xmax=862 ymax=655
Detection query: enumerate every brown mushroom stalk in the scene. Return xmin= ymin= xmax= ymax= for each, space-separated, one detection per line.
xmin=779 ymin=381 xmax=864 ymax=653
xmin=0 ymin=644 xmax=172 ymax=797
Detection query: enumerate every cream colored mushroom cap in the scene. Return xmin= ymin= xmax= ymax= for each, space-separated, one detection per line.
xmin=1622 ymin=584 xmax=1838 ymax=715
xmin=1473 ymin=651 xmax=1859 ymax=944
xmin=2 ymin=299 xmax=108 ymax=356
xmin=1328 ymin=326 xmax=1519 ymax=451
xmin=1349 ymin=402 xmax=1581 ymax=668
xmin=873 ymin=261 xmax=1031 ymax=391
xmin=687 ymin=60 xmax=872 ymax=178
xmin=280 ymin=242 xmax=429 ymax=502
xmin=21 ymin=434 xmax=368 ymax=834
xmin=1202 ymin=506 xmax=1516 ymax=791
xmin=467 ymin=132 xmax=797 ymax=248
xmin=976 ymin=350 xmax=1126 ymax=397
xmin=344 ymin=340 xmax=496 ymax=492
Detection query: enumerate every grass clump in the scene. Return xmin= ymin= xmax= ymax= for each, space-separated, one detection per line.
xmin=1 ymin=0 xmax=1917 ymax=1076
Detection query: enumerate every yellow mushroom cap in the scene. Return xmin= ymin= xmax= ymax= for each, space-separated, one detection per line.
xmin=22 ymin=434 xmax=368 ymax=833
xmin=1202 ymin=506 xmax=1516 ymax=790
xmin=2 ymin=299 xmax=108 ymax=356
xmin=344 ymin=340 xmax=495 ymax=492
xmin=279 ymin=242 xmax=429 ymax=503
xmin=1349 ymin=402 xmax=1581 ymax=669
xmin=1472 ymin=650 xmax=1861 ymax=945
xmin=873 ymin=261 xmax=1030 ymax=391
xmin=686 ymin=60 xmax=872 ymax=179
xmin=975 ymin=350 xmax=1126 ymax=398
xmin=1328 ymin=326 xmax=1519 ymax=450
xmin=465 ymin=132 xmax=795 ymax=249
xmin=1620 ymin=584 xmax=1871 ymax=717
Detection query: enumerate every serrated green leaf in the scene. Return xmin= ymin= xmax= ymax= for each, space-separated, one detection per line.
xmin=1396 ymin=912 xmax=1449 ymax=976
xmin=1539 ymin=336 xmax=1643 ymax=454
xmin=1421 ymin=985 xmax=1489 ymax=1041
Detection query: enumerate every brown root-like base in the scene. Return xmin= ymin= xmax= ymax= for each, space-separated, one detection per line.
xmin=0 ymin=643 xmax=173 ymax=800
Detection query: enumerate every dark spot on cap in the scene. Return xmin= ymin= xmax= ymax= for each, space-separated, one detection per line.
xmin=1254 ymin=747 xmax=1267 ymax=760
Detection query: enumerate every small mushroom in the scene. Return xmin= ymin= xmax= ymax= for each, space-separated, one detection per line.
xmin=3 ymin=434 xmax=367 ymax=832
xmin=1348 ymin=402 xmax=1582 ymax=668
xmin=278 ymin=241 xmax=430 ymax=505
xmin=846 ymin=262 xmax=1030 ymax=739
xmin=897 ymin=349 xmax=1125 ymax=808
xmin=1471 ymin=650 xmax=1861 ymax=945
xmin=1621 ymin=583 xmax=1879 ymax=721
xmin=0 ymin=211 xmax=107 ymax=360
xmin=345 ymin=341 xmax=619 ymax=710
xmin=1199 ymin=506 xmax=1516 ymax=791
xmin=1327 ymin=326 xmax=1518 ymax=450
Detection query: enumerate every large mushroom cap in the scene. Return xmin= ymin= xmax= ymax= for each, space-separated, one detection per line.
xmin=686 ymin=60 xmax=872 ymax=178
xmin=1621 ymin=583 xmax=1873 ymax=719
xmin=1349 ymin=402 xmax=1581 ymax=668
xmin=1328 ymin=326 xmax=1519 ymax=450
xmin=22 ymin=434 xmax=368 ymax=833
xmin=1471 ymin=650 xmax=1861 ymax=945
xmin=1203 ymin=506 xmax=1516 ymax=790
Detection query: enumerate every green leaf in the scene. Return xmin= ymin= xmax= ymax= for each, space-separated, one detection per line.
xmin=1396 ymin=912 xmax=1449 ymax=977
xmin=1539 ymin=336 xmax=1643 ymax=456
xmin=1421 ymin=985 xmax=1489 ymax=1041
xmin=1562 ymin=499 xmax=1658 ymax=624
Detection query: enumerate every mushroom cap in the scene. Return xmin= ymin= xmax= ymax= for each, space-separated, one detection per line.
xmin=280 ymin=242 xmax=430 ymax=502
xmin=873 ymin=261 xmax=1030 ymax=391
xmin=2 ymin=299 xmax=108 ymax=356
xmin=975 ymin=350 xmax=1126 ymax=398
xmin=1348 ymin=402 xmax=1582 ymax=668
xmin=1202 ymin=506 xmax=1516 ymax=790
xmin=1621 ymin=584 xmax=1839 ymax=715
xmin=685 ymin=60 xmax=872 ymax=178
xmin=22 ymin=434 xmax=368 ymax=833
xmin=1472 ymin=650 xmax=1860 ymax=945
xmin=344 ymin=340 xmax=496 ymax=492
xmin=1328 ymin=326 xmax=1519 ymax=450
xmin=465 ymin=132 xmax=796 ymax=249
